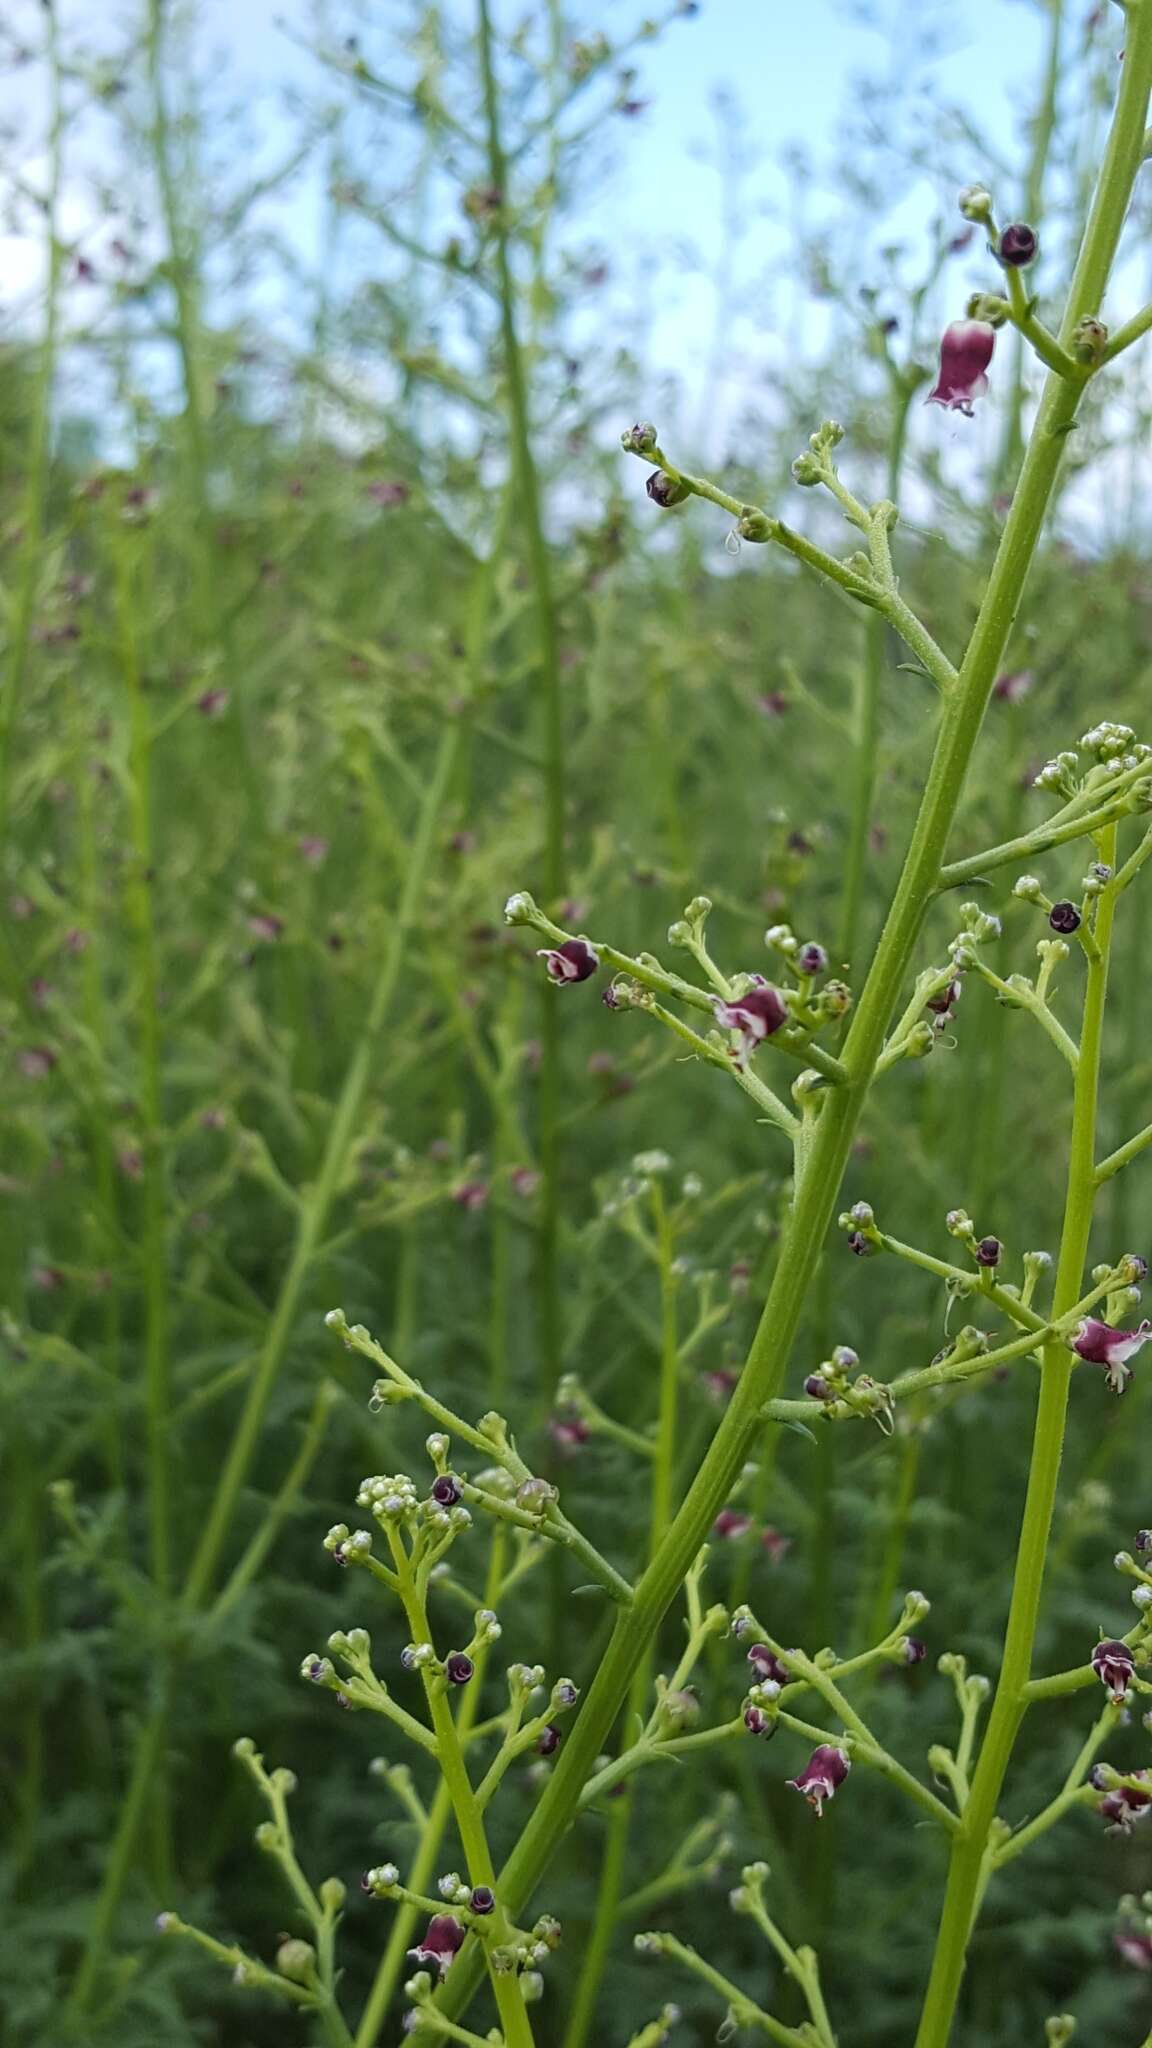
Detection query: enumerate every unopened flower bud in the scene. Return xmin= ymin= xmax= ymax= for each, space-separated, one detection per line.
xmin=958 ymin=184 xmax=993 ymax=223
xmin=976 ymin=1236 xmax=1002 ymax=1268
xmin=1048 ymin=900 xmax=1081 ymax=935
xmin=997 ymin=222 xmax=1038 ymax=268
xmin=646 ymin=470 xmax=689 ymax=509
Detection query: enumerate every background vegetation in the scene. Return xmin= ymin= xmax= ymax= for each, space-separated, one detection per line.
xmin=3 ymin=1 xmax=1152 ymax=2042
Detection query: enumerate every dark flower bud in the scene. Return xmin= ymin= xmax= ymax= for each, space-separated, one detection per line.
xmin=445 ymin=1653 xmax=475 ymax=1686
xmin=747 ymin=1644 xmax=790 ymax=1687
xmin=1071 ymin=316 xmax=1108 ymax=365
xmin=645 ymin=471 xmax=690 ymax=509
xmin=996 ymin=222 xmax=1039 ymax=268
xmin=743 ymin=1705 xmax=776 ymax=1736
xmin=1121 ymin=1255 xmax=1149 ymax=1286
xmin=900 ymin=1636 xmax=927 ymax=1665
xmin=536 ymin=1723 xmax=563 ymax=1757
xmin=847 ymin=1231 xmax=873 ymax=1256
xmin=432 ymin=1475 xmax=462 ymax=1507
xmin=1048 ymin=900 xmax=1081 ymax=934
xmin=797 ymin=942 xmax=828 ymax=977
xmin=1136 ymin=1529 xmax=1152 ymax=1555
xmin=468 ymin=1886 xmax=496 ymax=1916
xmin=804 ymin=1374 xmax=833 ymax=1401
xmin=926 ymin=978 xmax=962 ymax=1016
xmin=975 ymin=1237 xmax=1002 ymax=1268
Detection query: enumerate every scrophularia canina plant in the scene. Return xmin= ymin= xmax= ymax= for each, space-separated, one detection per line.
xmin=164 ymin=17 xmax=1152 ymax=2048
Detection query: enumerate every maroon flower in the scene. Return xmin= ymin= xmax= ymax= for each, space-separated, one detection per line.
xmin=1091 ymin=1638 xmax=1136 ymax=1704
xmin=1115 ymin=1928 xmax=1152 ymax=1966
xmin=548 ymin=1411 xmax=590 ymax=1455
xmin=445 ymin=1653 xmax=474 ymax=1686
xmin=1072 ymin=1317 xmax=1152 ymax=1392
xmin=900 ymin=1636 xmax=927 ymax=1665
xmin=712 ymin=1508 xmax=752 ymax=1540
xmin=761 ymin=1527 xmax=791 ymax=1565
xmin=431 ymin=1475 xmax=462 ymax=1507
xmin=712 ymin=979 xmax=788 ymax=1068
xmin=468 ymin=1886 xmax=495 ymax=1916
xmin=747 ymin=1644 xmax=790 ymax=1688
xmin=926 ymin=320 xmax=996 ymax=415
xmin=993 ymin=668 xmax=1034 ymax=703
xmin=787 ymin=1744 xmax=851 ymax=1817
xmin=975 ymin=1236 xmax=1002 ymax=1268
xmin=509 ymin=1166 xmax=540 ymax=1198
xmin=537 ymin=938 xmax=599 ymax=985
xmin=408 ymin=1915 xmax=466 ymax=1977
xmin=452 ymin=1181 xmax=489 ymax=1212
xmin=1097 ymin=1769 xmax=1152 ymax=1834
xmin=536 ymin=1723 xmax=563 ymax=1757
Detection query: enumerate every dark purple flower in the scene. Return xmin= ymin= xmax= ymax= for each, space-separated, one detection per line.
xmin=1136 ymin=1529 xmax=1152 ymax=1555
xmin=703 ymin=1368 xmax=738 ymax=1404
xmin=712 ymin=1508 xmax=752 ymax=1540
xmin=431 ymin=1475 xmax=462 ymax=1507
xmin=1073 ymin=1317 xmax=1152 ymax=1393
xmin=997 ymin=223 xmax=1039 ymax=268
xmin=761 ymin=1528 xmax=791 ymax=1564
xmin=758 ymin=691 xmax=789 ymax=718
xmin=1091 ymin=1638 xmax=1136 ymax=1704
xmin=804 ymin=1374 xmax=833 ymax=1402
xmin=1115 ymin=1928 xmax=1152 ymax=1967
xmin=975 ymin=1236 xmax=1002 ymax=1268
xmin=445 ymin=1653 xmax=474 ymax=1686
xmin=787 ymin=1744 xmax=851 ymax=1817
xmin=536 ymin=1724 xmax=563 ymax=1757
xmin=468 ymin=1886 xmax=495 ymax=1916
xmin=927 ymin=320 xmax=996 ymax=415
xmin=847 ymin=1232 xmax=873 ymax=1257
xmin=900 ymin=1636 xmax=927 ymax=1665
xmin=712 ymin=979 xmax=788 ymax=1069
xmin=743 ymin=1705 xmax=776 ymax=1736
xmin=926 ymin=978 xmax=962 ymax=1016
xmin=537 ymin=937 xmax=599 ymax=985
xmin=510 ymin=1166 xmax=540 ymax=1198
xmin=1098 ymin=1771 xmax=1152 ymax=1833
xmin=748 ymin=1643 xmax=790 ymax=1687
xmin=797 ymin=942 xmax=827 ymax=977
xmin=408 ymin=1915 xmax=466 ymax=1977
xmin=1048 ymin=900 xmax=1081 ymax=935
xmin=452 ymin=1181 xmax=489 ymax=1212
xmin=197 ymin=687 xmax=229 ymax=717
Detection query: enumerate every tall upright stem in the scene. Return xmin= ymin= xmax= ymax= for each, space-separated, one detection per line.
xmin=912 ymin=821 xmax=1119 ymax=2046
xmin=424 ymin=16 xmax=1152 ymax=2027
xmin=476 ymin=0 xmax=567 ymax=1390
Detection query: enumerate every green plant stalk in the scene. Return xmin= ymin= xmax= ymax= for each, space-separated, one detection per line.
xmin=476 ymin=0 xmax=567 ymax=1392
xmin=111 ymin=527 xmax=172 ymax=1600
xmin=423 ymin=26 xmax=1152 ymax=2029
xmin=355 ymin=1532 xmax=509 ymax=2048
xmin=387 ymin=1535 xmax=535 ymax=2048
xmin=911 ymin=817 xmax=1120 ymax=2047
xmin=562 ymin=1186 xmax=681 ymax=2048
xmin=0 ymin=0 xmax=63 ymax=844
xmin=145 ymin=0 xmax=259 ymax=820
xmin=66 ymin=1669 xmax=173 ymax=2017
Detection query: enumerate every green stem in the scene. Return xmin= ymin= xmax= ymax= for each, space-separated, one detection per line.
xmin=913 ymin=811 xmax=1120 ymax=2048
xmin=561 ymin=1182 xmax=682 ymax=2048
xmin=476 ymin=0 xmax=566 ymax=1394
xmin=389 ymin=1536 xmax=535 ymax=2048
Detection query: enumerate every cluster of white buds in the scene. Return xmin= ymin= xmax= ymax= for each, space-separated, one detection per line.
xmin=362 ymin=1863 xmax=401 ymax=1896
xmin=437 ymin=1871 xmax=472 ymax=1905
xmin=357 ymin=1473 xmax=419 ymax=1521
